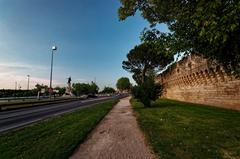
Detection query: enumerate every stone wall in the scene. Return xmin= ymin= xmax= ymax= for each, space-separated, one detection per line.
xmin=156 ymin=54 xmax=240 ymax=111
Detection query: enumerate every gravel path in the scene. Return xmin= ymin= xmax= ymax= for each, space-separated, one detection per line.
xmin=69 ymin=97 xmax=156 ymax=159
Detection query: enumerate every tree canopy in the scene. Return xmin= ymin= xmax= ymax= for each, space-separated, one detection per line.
xmin=119 ymin=0 xmax=240 ymax=75
xmin=35 ymin=83 xmax=48 ymax=92
xmin=72 ymin=82 xmax=99 ymax=96
xmin=54 ymin=86 xmax=66 ymax=95
xmin=131 ymin=73 xmax=162 ymax=106
xmin=101 ymin=87 xmax=116 ymax=94
xmin=116 ymin=77 xmax=131 ymax=91
xmin=122 ymin=41 xmax=173 ymax=84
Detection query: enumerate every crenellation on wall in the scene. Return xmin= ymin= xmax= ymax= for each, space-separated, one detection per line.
xmin=157 ymin=53 xmax=240 ymax=110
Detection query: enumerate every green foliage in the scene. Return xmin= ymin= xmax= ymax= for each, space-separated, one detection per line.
xmin=119 ymin=0 xmax=240 ymax=75
xmin=89 ymin=82 xmax=99 ymax=95
xmin=131 ymin=99 xmax=240 ymax=159
xmin=116 ymin=77 xmax=131 ymax=91
xmin=122 ymin=34 xmax=170 ymax=107
xmin=0 ymin=100 xmax=118 ymax=159
xmin=35 ymin=83 xmax=48 ymax=92
xmin=72 ymin=83 xmax=89 ymax=96
xmin=72 ymin=82 xmax=99 ymax=96
xmin=123 ymin=41 xmax=173 ymax=85
xmin=0 ymin=89 xmax=37 ymax=98
xmin=0 ymin=83 xmax=51 ymax=98
xmin=131 ymin=75 xmax=162 ymax=107
xmin=101 ymin=87 xmax=116 ymax=94
xmin=54 ymin=86 xmax=66 ymax=95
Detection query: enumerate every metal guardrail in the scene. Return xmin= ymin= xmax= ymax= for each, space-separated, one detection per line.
xmin=0 ymin=96 xmax=50 ymax=102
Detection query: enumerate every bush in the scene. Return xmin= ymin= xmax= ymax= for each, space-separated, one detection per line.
xmin=0 ymin=90 xmax=37 ymax=98
xmin=131 ymin=75 xmax=162 ymax=107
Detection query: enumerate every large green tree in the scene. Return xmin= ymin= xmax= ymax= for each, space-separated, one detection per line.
xmin=131 ymin=73 xmax=162 ymax=106
xmin=116 ymin=77 xmax=131 ymax=91
xmin=122 ymin=41 xmax=173 ymax=84
xmin=72 ymin=82 xmax=99 ymax=96
xmin=119 ymin=0 xmax=240 ymax=75
xmin=72 ymin=83 xmax=89 ymax=96
xmin=89 ymin=81 xmax=99 ymax=95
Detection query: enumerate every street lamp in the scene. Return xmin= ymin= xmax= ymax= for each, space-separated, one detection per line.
xmin=27 ymin=75 xmax=30 ymax=90
xmin=49 ymin=45 xmax=57 ymax=98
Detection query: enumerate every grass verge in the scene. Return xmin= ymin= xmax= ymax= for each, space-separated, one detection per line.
xmin=0 ymin=99 xmax=118 ymax=159
xmin=131 ymin=98 xmax=240 ymax=159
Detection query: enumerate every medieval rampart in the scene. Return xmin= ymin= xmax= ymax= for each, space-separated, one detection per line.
xmin=156 ymin=54 xmax=240 ymax=110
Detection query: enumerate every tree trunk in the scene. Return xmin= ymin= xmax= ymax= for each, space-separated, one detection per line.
xmin=141 ymin=67 xmax=147 ymax=84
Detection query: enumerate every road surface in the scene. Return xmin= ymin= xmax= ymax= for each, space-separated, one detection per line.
xmin=0 ymin=95 xmax=127 ymax=133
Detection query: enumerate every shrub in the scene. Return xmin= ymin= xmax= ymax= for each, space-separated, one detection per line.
xmin=131 ymin=75 xmax=162 ymax=107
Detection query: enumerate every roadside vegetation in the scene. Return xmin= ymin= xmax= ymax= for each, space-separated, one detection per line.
xmin=116 ymin=77 xmax=131 ymax=92
xmin=0 ymin=84 xmax=66 ymax=98
xmin=131 ymin=98 xmax=240 ymax=159
xmin=0 ymin=99 xmax=118 ymax=159
xmin=122 ymin=36 xmax=169 ymax=106
xmin=72 ymin=81 xmax=99 ymax=97
xmin=100 ymin=86 xmax=116 ymax=94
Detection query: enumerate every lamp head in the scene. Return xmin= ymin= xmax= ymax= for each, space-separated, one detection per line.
xmin=52 ymin=46 xmax=57 ymax=51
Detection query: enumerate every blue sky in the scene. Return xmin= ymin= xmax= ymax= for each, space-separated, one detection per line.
xmin=0 ymin=0 xmax=168 ymax=90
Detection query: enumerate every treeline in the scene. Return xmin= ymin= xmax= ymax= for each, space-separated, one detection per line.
xmin=0 ymin=81 xmax=123 ymax=98
xmin=0 ymin=83 xmax=65 ymax=98
xmin=0 ymin=89 xmax=37 ymax=98
xmin=101 ymin=87 xmax=116 ymax=94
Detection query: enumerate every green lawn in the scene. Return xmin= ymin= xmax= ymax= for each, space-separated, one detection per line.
xmin=0 ymin=99 xmax=118 ymax=159
xmin=131 ymin=99 xmax=240 ymax=159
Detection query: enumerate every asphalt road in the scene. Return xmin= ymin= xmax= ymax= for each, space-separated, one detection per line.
xmin=0 ymin=95 xmax=127 ymax=133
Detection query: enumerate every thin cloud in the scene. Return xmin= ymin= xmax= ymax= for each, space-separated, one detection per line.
xmin=0 ymin=73 xmax=62 ymax=89
xmin=0 ymin=62 xmax=61 ymax=89
xmin=0 ymin=62 xmax=48 ymax=71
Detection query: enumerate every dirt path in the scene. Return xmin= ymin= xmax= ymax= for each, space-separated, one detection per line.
xmin=69 ymin=97 xmax=156 ymax=159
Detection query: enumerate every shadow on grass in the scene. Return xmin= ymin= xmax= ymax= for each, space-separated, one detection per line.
xmin=131 ymin=98 xmax=240 ymax=159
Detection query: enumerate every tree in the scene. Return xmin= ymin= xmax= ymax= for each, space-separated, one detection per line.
xmin=72 ymin=82 xmax=99 ymax=96
xmin=72 ymin=83 xmax=89 ymax=96
xmin=35 ymin=83 xmax=48 ymax=92
xmin=116 ymin=77 xmax=131 ymax=91
xmin=54 ymin=86 xmax=66 ymax=95
xmin=122 ymin=35 xmax=172 ymax=107
xmin=89 ymin=81 xmax=99 ymax=95
xmin=131 ymin=73 xmax=162 ymax=107
xmin=122 ymin=42 xmax=173 ymax=84
xmin=119 ymin=0 xmax=240 ymax=75
xmin=101 ymin=87 xmax=116 ymax=94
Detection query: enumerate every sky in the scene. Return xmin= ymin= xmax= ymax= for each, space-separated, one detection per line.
xmin=0 ymin=0 xmax=168 ymax=90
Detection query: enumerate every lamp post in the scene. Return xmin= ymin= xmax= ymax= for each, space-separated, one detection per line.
xmin=27 ymin=75 xmax=30 ymax=90
xmin=49 ymin=45 xmax=57 ymax=98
